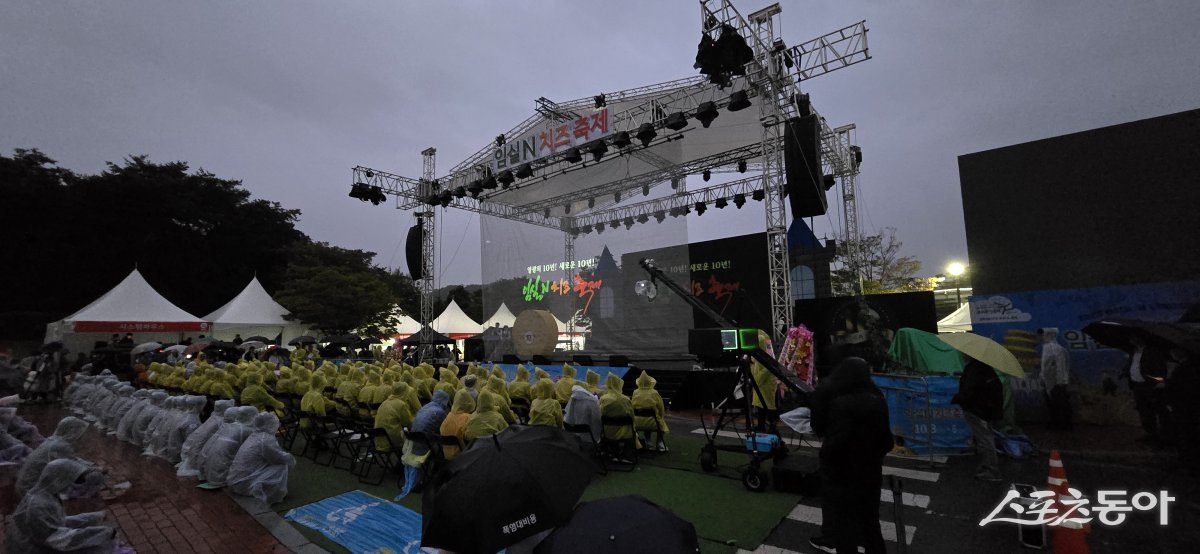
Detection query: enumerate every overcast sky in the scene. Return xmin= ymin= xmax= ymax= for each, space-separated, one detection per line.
xmin=3 ymin=0 xmax=1197 ymax=288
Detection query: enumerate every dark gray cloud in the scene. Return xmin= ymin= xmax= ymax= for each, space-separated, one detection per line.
xmin=3 ymin=0 xmax=1197 ymax=285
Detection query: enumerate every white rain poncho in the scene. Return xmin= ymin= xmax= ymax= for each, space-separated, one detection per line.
xmin=226 ymin=413 xmax=296 ymax=504
xmin=198 ymin=406 xmax=257 ymax=486
xmin=61 ymin=376 xmax=85 ymax=408
xmin=15 ymin=416 xmax=92 ymax=498
xmin=81 ymin=379 xmax=115 ymax=420
xmin=101 ymin=385 xmax=136 ymax=431
xmin=5 ymin=459 xmax=115 ymax=554
xmin=4 ymin=407 xmax=44 ymax=448
xmin=161 ymin=396 xmax=205 ymax=463
xmin=115 ymin=390 xmax=152 ymax=442
xmin=177 ymin=399 xmax=235 ymax=478
xmin=564 ymin=385 xmax=602 ymax=441
xmin=130 ymin=390 xmax=168 ymax=446
xmin=84 ymin=380 xmax=118 ymax=423
xmin=0 ymin=408 xmax=34 ymax=464
xmin=142 ymin=396 xmax=182 ymax=457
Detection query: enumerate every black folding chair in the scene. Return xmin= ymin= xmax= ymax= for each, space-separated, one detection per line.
xmin=510 ymin=397 xmax=531 ymax=424
xmin=633 ymin=407 xmax=665 ymax=455
xmin=600 ymin=415 xmax=639 ymax=471
xmin=439 ymin=433 xmax=465 ymax=461
xmin=563 ymin=422 xmax=608 ymax=475
xmin=404 ymin=430 xmax=443 ymax=493
xmin=356 ymin=427 xmax=402 ymax=486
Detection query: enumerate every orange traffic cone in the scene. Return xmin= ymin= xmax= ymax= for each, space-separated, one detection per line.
xmin=1047 ymin=450 xmax=1089 ymax=553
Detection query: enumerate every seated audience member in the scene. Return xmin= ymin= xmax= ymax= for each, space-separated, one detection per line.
xmin=227 ymin=413 xmax=296 ymax=505
xmin=528 ymin=379 xmax=564 ymax=429
xmin=177 ymin=399 xmax=235 ymax=477
xmin=6 ymin=459 xmax=116 ymax=553
xmin=463 ymin=390 xmax=509 ymax=441
xmin=439 ymin=389 xmax=475 ymax=460
xmin=632 ymin=372 xmax=670 ymax=452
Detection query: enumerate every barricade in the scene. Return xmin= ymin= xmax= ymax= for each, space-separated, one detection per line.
xmin=871 ymin=374 xmax=971 ymax=462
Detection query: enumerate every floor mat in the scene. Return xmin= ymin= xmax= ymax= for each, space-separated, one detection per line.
xmin=284 ymin=490 xmax=432 ymax=553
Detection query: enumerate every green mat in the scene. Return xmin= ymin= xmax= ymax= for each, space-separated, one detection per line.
xmin=279 ymin=432 xmax=797 ymax=554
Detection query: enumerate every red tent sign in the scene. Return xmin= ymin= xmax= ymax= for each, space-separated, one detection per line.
xmin=73 ymin=321 xmax=209 ymax=333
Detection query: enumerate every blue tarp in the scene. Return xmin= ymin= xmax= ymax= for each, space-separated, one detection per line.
xmin=871 ymin=374 xmax=971 ymax=455
xmin=284 ymin=490 xmax=434 ymax=553
xmin=481 ymin=363 xmax=628 ymax=383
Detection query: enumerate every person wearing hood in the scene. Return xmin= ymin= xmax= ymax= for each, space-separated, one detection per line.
xmin=599 ymin=374 xmax=640 ymax=452
xmin=439 ymin=389 xmax=476 ymax=460
xmin=1038 ymin=328 xmax=1072 ymax=430
xmin=226 ymin=413 xmax=296 ymax=505
xmin=130 ymin=390 xmax=169 ymax=446
xmin=16 ymin=416 xmax=98 ymax=498
xmin=208 ymin=370 xmax=236 ymax=400
xmin=300 ymin=375 xmax=334 ymax=430
xmin=6 ymin=409 xmax=45 ymax=448
xmin=162 ymin=396 xmax=206 ymax=463
xmin=6 ymin=459 xmax=116 ymax=554
xmin=0 ymin=408 xmax=34 ymax=464
xmin=199 ymin=406 xmax=258 ymax=487
xmin=807 ymin=357 xmax=894 ymax=554
xmin=951 ymin=354 xmax=1004 ymax=482
xmin=485 ymin=375 xmax=517 ymax=424
xmin=459 ymin=374 xmax=481 ymax=402
xmin=374 ymin=382 xmax=416 ymax=452
xmin=178 ymin=399 xmax=235 ymax=478
xmin=100 ymin=385 xmax=135 ymax=432
xmin=555 ymin=364 xmax=579 ymax=405
xmin=508 ymin=365 xmax=532 ymax=403
xmin=439 ymin=367 xmax=460 ymax=389
xmin=410 ymin=390 xmax=451 ymax=456
xmin=528 ymin=379 xmax=564 ymax=429
xmin=584 ymin=369 xmax=601 ymax=395
xmin=115 ymin=389 xmax=151 ymax=442
xmin=750 ymin=330 xmax=780 ymax=433
xmin=632 ymin=372 xmax=670 ymax=452
xmin=464 ymin=389 xmax=509 ymax=441
xmin=142 ymin=396 xmax=181 ymax=456
xmin=241 ymin=373 xmax=285 ymax=414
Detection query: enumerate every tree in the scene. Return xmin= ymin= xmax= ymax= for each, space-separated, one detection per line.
xmin=273 ymin=242 xmax=403 ymax=335
xmin=831 ymin=227 xmax=931 ymax=296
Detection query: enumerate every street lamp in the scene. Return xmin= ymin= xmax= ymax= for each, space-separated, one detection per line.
xmin=946 ymin=262 xmax=966 ymax=307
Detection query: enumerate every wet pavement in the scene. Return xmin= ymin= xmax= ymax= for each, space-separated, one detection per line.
xmin=1 ymin=403 xmax=293 ymax=554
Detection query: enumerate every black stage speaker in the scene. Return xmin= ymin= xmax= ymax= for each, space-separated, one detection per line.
xmin=405 ymin=221 xmax=424 ymax=280
xmin=783 ymin=115 xmax=827 ymax=218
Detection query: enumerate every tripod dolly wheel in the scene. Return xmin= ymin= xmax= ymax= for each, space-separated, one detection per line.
xmin=742 ymin=466 xmax=769 ymax=492
xmin=700 ymin=444 xmax=718 ymax=472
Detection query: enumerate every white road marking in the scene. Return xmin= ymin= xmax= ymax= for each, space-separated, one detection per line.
xmin=786 ymin=504 xmax=916 ymax=545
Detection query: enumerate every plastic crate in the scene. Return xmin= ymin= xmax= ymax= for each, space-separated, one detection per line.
xmin=744 ymin=433 xmax=780 ymax=453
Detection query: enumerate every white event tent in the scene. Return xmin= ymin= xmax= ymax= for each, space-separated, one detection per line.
xmin=203 ymin=277 xmax=311 ymax=344
xmin=387 ymin=306 xmax=423 ymax=339
xmin=482 ymin=303 xmax=517 ymax=329
xmin=936 ymin=303 xmax=973 ymax=333
xmin=44 ymin=269 xmax=209 ymax=353
xmin=432 ymin=300 xmax=483 ymax=339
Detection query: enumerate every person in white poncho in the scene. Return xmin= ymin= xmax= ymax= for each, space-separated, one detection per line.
xmin=226 ymin=412 xmax=296 ymax=504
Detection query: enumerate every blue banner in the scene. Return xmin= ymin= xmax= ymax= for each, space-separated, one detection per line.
xmin=871 ymin=375 xmax=970 ymax=455
xmin=284 ymin=490 xmax=434 ymax=554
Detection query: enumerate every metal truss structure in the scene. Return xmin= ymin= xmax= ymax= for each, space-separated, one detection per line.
xmin=352 ymin=1 xmax=870 ymax=346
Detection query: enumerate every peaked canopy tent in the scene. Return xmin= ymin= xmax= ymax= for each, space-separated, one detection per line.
xmin=937 ymin=303 xmax=973 ymax=333
xmin=482 ymin=303 xmax=517 ymax=329
xmin=202 ymin=277 xmax=312 ymax=344
xmin=431 ymin=300 xmax=484 ymax=339
xmin=388 ymin=309 xmax=423 ymax=340
xmin=44 ymin=269 xmax=210 ymax=353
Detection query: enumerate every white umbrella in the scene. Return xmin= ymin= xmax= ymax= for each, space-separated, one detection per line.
xmin=163 ymin=344 xmax=188 ymax=354
xmin=130 ymin=341 xmax=162 ymax=356
xmin=239 ymin=340 xmax=267 ymax=350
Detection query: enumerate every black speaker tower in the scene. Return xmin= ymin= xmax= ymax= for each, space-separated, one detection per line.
xmin=405 ymin=220 xmax=424 ymax=280
xmin=783 ymin=115 xmax=827 ymax=218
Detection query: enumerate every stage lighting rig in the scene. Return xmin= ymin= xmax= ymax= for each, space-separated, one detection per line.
xmin=498 ymin=170 xmax=515 ymax=187
xmin=642 ymin=184 xmax=650 ymax=196
xmin=588 ymin=197 xmax=595 ymax=209
xmin=481 ymin=171 xmax=497 ymax=190
xmin=624 ymin=217 xmax=634 ymax=229
xmin=695 ymin=101 xmax=719 ymax=128
xmin=665 ymin=112 xmax=688 ymax=131
xmin=715 ymin=197 xmax=728 ymax=209
xmin=609 ymin=220 xmax=620 ymax=229
xmin=453 ymin=186 xmax=466 ymax=198
xmin=495 ymin=134 xmax=506 ymax=146
xmin=594 ymin=93 xmax=606 ymax=108
xmin=563 ymin=147 xmax=583 ymax=164
xmin=655 ymin=210 xmax=666 ymax=223
xmin=703 ymin=169 xmax=711 ymax=181
xmin=637 ymin=214 xmax=649 ymax=224
xmin=515 ymin=163 xmax=533 ymax=179
xmin=752 ymin=189 xmax=765 ymax=201
xmin=734 ymin=193 xmax=746 ymax=209
xmin=727 ymin=90 xmax=751 ymax=111
xmin=695 ymin=201 xmax=707 ymax=216
xmin=467 ymin=180 xmax=483 ymax=198
xmin=587 ymin=140 xmax=608 ymax=162
xmin=635 ymin=123 xmax=657 ymax=147
xmin=611 ymin=131 xmax=632 ymax=149
xmin=737 ymin=160 xmax=747 ymax=173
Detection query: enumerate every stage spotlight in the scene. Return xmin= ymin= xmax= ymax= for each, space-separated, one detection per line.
xmin=348 ymin=182 xmax=369 ymax=200
xmin=596 ymin=224 xmax=604 ymax=235
xmin=426 ymin=193 xmax=441 ymax=207
xmin=824 ymin=174 xmax=837 ymax=191
xmin=702 ymin=169 xmax=711 ymax=182
xmin=614 ymin=192 xmax=621 ymax=203
xmin=695 ymin=201 xmax=707 ymax=216
xmin=453 ymin=186 xmax=466 ymax=198
xmin=495 ymin=134 xmax=506 ymax=147
xmin=695 ymin=101 xmax=719 ymax=128
xmin=665 ymin=112 xmax=688 ymax=131
xmin=563 ymin=147 xmax=583 ymax=164
xmin=715 ymin=197 xmax=728 ymax=209
xmin=728 ymin=90 xmax=751 ymax=111
xmin=752 ymin=189 xmax=765 ymax=201
xmin=734 ymin=193 xmax=746 ymax=208
xmin=439 ymin=191 xmax=452 ymax=207
xmin=581 ymin=224 xmax=592 ymax=234
xmin=364 ymin=170 xmax=374 ymax=179
xmin=481 ymin=172 xmax=497 ymax=189
xmin=624 ymin=217 xmax=634 ymax=229
xmin=564 ymin=203 xmax=571 ymax=214
xmin=635 ymin=123 xmax=657 ymax=147
xmin=498 ymin=170 xmax=515 ymax=187
xmin=594 ymin=93 xmax=606 ymax=108
xmin=637 ymin=214 xmax=649 ymax=224
xmin=737 ymin=160 xmax=747 ymax=173
xmin=669 ymin=207 xmax=680 ymax=218
xmin=544 ymin=208 xmax=551 ymax=218
xmin=467 ymin=180 xmax=483 ymax=198
xmin=611 ymin=131 xmax=632 ymax=149
xmin=654 ymin=210 xmax=666 ymax=223
xmin=586 ymin=140 xmax=608 ymax=162
xmin=796 ymin=93 xmax=813 ymax=117
xmin=610 ymin=220 xmax=620 ymax=229
xmin=642 ymin=184 xmax=650 ymax=196
xmin=588 ymin=197 xmax=595 ymax=209
xmin=369 ymin=186 xmax=386 ymax=205
xmin=515 ymin=163 xmax=533 ymax=179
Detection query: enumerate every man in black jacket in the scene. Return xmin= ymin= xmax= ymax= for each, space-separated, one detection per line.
xmin=953 ymin=355 xmax=1004 ymax=481
xmin=1124 ymin=335 xmax=1171 ymax=444
xmin=808 ymin=357 xmax=894 ymax=554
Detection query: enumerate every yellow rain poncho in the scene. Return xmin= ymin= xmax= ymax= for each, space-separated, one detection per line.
xmin=434 ymin=381 xmax=457 ymax=399
xmin=439 ymin=389 xmax=475 ymax=460
xmin=750 ymin=330 xmax=778 ymax=411
xmin=527 ymin=379 xmax=563 ymax=428
xmin=241 ymin=373 xmax=285 ymax=413
xmin=490 ymin=366 xmax=506 ymax=380
xmin=508 ymin=365 xmax=532 ymax=402
xmin=440 ymin=366 xmax=460 ymax=388
xmin=585 ymin=369 xmax=601 ymax=394
xmin=300 ymin=376 xmax=334 ymax=429
xmin=275 ymin=368 xmax=294 ymax=395
xmin=555 ymin=364 xmax=579 ymax=404
xmin=357 ymin=373 xmax=383 ymax=416
xmin=463 ymin=390 xmax=509 ymax=441
xmin=374 ymin=382 xmax=415 ymax=451
xmin=370 ymin=374 xmax=394 ymax=406
xmin=600 ymin=374 xmax=638 ymax=445
xmin=335 ymin=370 xmax=363 ymax=415
xmin=208 ymin=371 xmax=235 ymax=399
xmin=486 ymin=376 xmax=517 ymax=424
xmin=632 ymin=372 xmax=669 ymax=434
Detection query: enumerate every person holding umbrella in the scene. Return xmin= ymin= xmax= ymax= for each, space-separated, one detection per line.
xmin=1125 ymin=334 xmax=1171 ymax=445
xmin=952 ymin=353 xmax=1004 ymax=482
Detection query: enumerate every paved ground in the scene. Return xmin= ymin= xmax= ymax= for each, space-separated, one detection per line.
xmin=0 ymin=403 xmax=312 ymax=554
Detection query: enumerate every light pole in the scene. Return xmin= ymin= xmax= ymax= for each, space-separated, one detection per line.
xmin=947 ymin=262 xmax=966 ymax=307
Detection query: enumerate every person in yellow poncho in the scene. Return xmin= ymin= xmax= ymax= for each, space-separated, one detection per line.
xmin=508 ymin=365 xmax=532 ymax=403
xmin=374 ymin=382 xmax=415 ymax=452
xmin=600 ymin=374 xmax=640 ymax=452
xmin=208 ymin=370 xmax=236 ymax=399
xmin=371 ymin=373 xmax=395 ymax=406
xmin=416 ymin=379 xmax=433 ymax=405
xmin=275 ymin=367 xmax=294 ymax=395
xmin=439 ymin=389 xmax=475 ymax=460
xmin=490 ymin=366 xmax=506 ymax=381
xmin=242 ymin=372 xmax=285 ymax=413
xmin=632 ymin=372 xmax=670 ymax=452
xmin=334 ymin=369 xmax=363 ymax=416
xmin=300 ymin=375 xmax=334 ymax=429
xmin=434 ymin=381 xmax=456 ymax=399
xmin=485 ymin=375 xmax=517 ymax=424
xmin=464 ymin=389 xmax=509 ymax=441
xmin=439 ymin=367 xmax=460 ymax=389
xmin=750 ymin=329 xmax=780 ymax=433
xmin=584 ymin=369 xmax=601 ymax=394
xmin=527 ymin=379 xmax=563 ymax=428
xmin=555 ymin=364 xmax=579 ymax=405
xmin=357 ymin=373 xmax=382 ymax=417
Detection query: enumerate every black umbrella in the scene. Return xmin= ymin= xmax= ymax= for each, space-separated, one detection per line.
xmin=534 ymin=495 xmax=700 ymax=554
xmin=1083 ymin=319 xmax=1200 ymax=354
xmin=243 ymin=335 xmax=271 ymax=343
xmin=288 ymin=335 xmax=317 ymax=346
xmin=421 ymin=425 xmax=595 ymax=554
xmin=323 ymin=334 xmax=362 ymax=347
